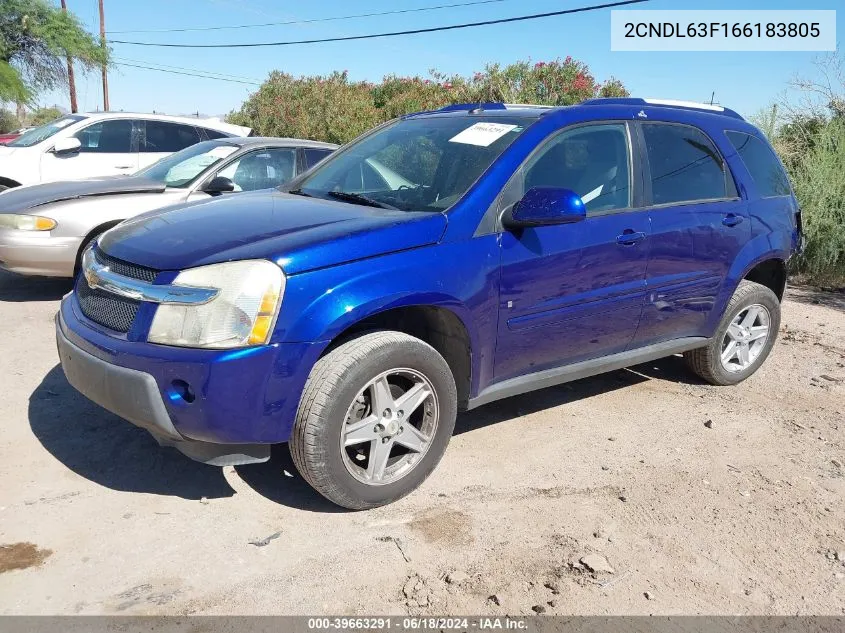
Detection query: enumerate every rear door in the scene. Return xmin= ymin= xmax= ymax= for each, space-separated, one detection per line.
xmin=494 ymin=122 xmax=650 ymax=382
xmin=631 ymin=122 xmax=750 ymax=347
xmin=139 ymin=120 xmax=203 ymax=169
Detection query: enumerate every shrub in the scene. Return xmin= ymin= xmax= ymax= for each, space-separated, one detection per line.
xmin=228 ymin=57 xmax=629 ymax=144
xmin=788 ymin=118 xmax=845 ymax=285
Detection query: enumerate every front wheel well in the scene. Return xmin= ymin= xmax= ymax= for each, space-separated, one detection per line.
xmin=0 ymin=177 xmax=22 ymax=189
xmin=74 ymin=220 xmax=124 ymax=274
xmin=743 ymin=259 xmax=787 ymax=301
xmin=325 ymin=305 xmax=472 ymax=410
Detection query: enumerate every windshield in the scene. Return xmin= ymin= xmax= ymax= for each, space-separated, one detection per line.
xmin=295 ymin=115 xmax=533 ymax=212
xmin=7 ymin=115 xmax=87 ymax=147
xmin=135 ymin=140 xmax=239 ymax=188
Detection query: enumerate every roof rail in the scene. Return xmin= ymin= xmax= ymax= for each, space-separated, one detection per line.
xmin=403 ymin=102 xmax=558 ymax=118
xmin=580 ymin=97 xmax=744 ymax=120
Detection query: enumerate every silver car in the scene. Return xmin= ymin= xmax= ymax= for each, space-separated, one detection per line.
xmin=0 ymin=137 xmax=337 ymax=277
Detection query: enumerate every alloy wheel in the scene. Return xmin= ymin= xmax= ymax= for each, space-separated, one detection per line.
xmin=340 ymin=368 xmax=439 ymax=486
xmin=720 ymin=304 xmax=771 ymax=372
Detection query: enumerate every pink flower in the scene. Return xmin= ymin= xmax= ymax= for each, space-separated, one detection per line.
xmin=424 ymin=79 xmax=431 ymax=85
xmin=534 ymin=61 xmax=546 ymax=69
xmin=444 ymin=81 xmax=453 ymax=89
xmin=564 ymin=56 xmax=572 ymax=64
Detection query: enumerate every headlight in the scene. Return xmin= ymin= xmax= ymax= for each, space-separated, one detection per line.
xmin=0 ymin=214 xmax=57 ymax=231
xmin=148 ymin=260 xmax=284 ymax=349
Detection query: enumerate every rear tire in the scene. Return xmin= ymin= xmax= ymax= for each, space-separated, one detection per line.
xmin=290 ymin=331 xmax=457 ymax=510
xmin=685 ymin=280 xmax=780 ymax=386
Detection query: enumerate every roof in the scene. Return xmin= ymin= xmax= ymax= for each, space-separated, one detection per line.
xmin=405 ymin=98 xmax=745 ymax=122
xmin=77 ymin=111 xmax=251 ymax=136
xmin=580 ymin=98 xmax=744 ymax=120
xmin=226 ymin=136 xmax=339 ymax=149
xmin=405 ymin=103 xmax=555 ymax=120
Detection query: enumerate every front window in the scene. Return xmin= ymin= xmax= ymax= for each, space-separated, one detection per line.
xmin=214 ymin=148 xmax=297 ymax=191
xmin=136 ymin=140 xmax=239 ymax=188
xmin=6 ymin=115 xmax=87 ymax=147
xmin=295 ymin=116 xmax=532 ymax=211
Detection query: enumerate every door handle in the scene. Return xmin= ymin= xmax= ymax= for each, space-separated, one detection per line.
xmin=115 ymin=164 xmax=133 ymax=169
xmin=616 ymin=230 xmax=646 ymax=246
xmin=722 ymin=214 xmax=744 ymax=227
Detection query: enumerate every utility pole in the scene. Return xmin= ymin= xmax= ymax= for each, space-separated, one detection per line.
xmin=98 ymin=0 xmax=109 ymax=111
xmin=60 ymin=0 xmax=78 ymax=113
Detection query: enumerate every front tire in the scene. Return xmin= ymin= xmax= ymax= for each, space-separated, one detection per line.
xmin=290 ymin=331 xmax=457 ymax=510
xmin=685 ymin=280 xmax=781 ymax=386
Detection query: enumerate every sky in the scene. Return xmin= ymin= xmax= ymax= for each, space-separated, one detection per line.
xmin=39 ymin=0 xmax=843 ymax=121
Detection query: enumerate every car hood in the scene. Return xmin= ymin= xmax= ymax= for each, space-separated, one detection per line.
xmin=99 ymin=191 xmax=448 ymax=275
xmin=0 ymin=176 xmax=165 ymax=212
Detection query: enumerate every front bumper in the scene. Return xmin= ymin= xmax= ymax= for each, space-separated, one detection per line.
xmin=0 ymin=229 xmax=81 ymax=277
xmin=57 ymin=295 xmax=326 ymax=464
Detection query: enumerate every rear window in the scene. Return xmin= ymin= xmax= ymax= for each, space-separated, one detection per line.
xmin=726 ymin=131 xmax=791 ymax=197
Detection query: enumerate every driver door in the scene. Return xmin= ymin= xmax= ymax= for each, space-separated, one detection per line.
xmin=494 ymin=122 xmax=650 ymax=382
xmin=40 ymin=118 xmax=139 ymax=183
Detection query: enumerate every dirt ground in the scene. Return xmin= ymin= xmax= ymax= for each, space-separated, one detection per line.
xmin=0 ymin=268 xmax=843 ymax=616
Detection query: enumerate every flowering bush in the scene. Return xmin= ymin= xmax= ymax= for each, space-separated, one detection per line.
xmin=228 ymin=58 xmax=629 ymax=144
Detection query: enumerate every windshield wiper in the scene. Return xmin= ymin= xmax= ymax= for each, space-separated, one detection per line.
xmin=286 ymin=188 xmax=313 ymax=197
xmin=326 ymin=190 xmax=396 ymax=209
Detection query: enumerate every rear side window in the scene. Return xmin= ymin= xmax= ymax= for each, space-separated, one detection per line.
xmin=142 ymin=121 xmax=202 ymax=153
xmin=303 ymin=148 xmax=333 ymax=169
xmin=726 ymin=131 xmax=791 ymax=197
xmin=642 ymin=123 xmax=729 ymax=205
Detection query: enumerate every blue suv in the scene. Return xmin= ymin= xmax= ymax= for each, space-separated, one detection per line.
xmin=56 ymin=98 xmax=802 ymax=509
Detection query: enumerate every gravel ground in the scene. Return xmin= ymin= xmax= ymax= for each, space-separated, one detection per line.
xmin=0 ymin=269 xmax=843 ymax=615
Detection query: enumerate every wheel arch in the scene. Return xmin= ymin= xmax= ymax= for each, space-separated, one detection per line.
xmin=0 ymin=176 xmax=22 ymax=189
xmin=74 ymin=220 xmax=125 ymax=273
xmin=314 ymin=300 xmax=474 ymax=410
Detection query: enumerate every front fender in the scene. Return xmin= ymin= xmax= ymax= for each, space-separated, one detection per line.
xmin=273 ymin=236 xmax=502 ymax=395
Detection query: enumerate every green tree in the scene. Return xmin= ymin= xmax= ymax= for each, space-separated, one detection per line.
xmin=0 ymin=107 xmax=19 ymax=132
xmin=0 ymin=0 xmax=106 ymax=104
xmin=28 ymin=104 xmax=61 ymax=125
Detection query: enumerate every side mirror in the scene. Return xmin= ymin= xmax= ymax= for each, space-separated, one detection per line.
xmin=502 ymin=187 xmax=586 ymax=229
xmin=203 ymin=176 xmax=235 ymax=195
xmin=52 ymin=137 xmax=81 ymax=156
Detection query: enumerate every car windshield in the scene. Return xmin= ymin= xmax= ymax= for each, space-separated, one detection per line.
xmin=294 ymin=115 xmax=533 ymax=212
xmin=135 ymin=140 xmax=240 ymax=188
xmin=6 ymin=114 xmax=87 ymax=147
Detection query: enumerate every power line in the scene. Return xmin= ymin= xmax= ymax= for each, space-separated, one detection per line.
xmin=113 ymin=56 xmax=262 ymax=83
xmin=113 ymin=61 xmax=260 ymax=85
xmin=109 ymin=0 xmax=650 ymax=48
xmin=107 ymin=0 xmax=514 ymax=34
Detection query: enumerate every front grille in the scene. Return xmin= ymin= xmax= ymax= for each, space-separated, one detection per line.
xmin=95 ymin=249 xmax=157 ymax=283
xmin=76 ymin=248 xmax=160 ymax=333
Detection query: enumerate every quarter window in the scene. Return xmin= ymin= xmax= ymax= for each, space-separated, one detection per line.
xmin=74 ymin=119 xmax=133 ymax=153
xmin=521 ymin=123 xmax=632 ymax=213
xmin=726 ymin=131 xmax=791 ymax=197
xmin=642 ymin=123 xmax=729 ymax=205
xmin=303 ymin=148 xmax=333 ymax=170
xmin=142 ymin=121 xmax=202 ymax=153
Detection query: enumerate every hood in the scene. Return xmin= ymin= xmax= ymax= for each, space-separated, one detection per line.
xmin=0 ymin=176 xmax=165 ymax=213
xmin=99 ymin=191 xmax=448 ymax=275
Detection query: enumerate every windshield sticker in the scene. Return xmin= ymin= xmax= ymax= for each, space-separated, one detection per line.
xmin=207 ymin=146 xmax=239 ymax=159
xmin=449 ymin=122 xmax=518 ymax=147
